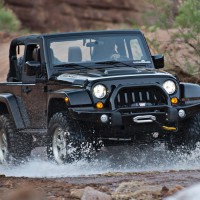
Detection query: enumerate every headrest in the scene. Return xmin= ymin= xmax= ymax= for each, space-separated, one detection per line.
xmin=68 ymin=46 xmax=82 ymax=62
xmin=32 ymin=48 xmax=41 ymax=61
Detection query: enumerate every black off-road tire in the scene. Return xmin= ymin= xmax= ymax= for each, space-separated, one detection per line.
xmin=0 ymin=115 xmax=32 ymax=164
xmin=183 ymin=113 xmax=200 ymax=149
xmin=168 ymin=113 xmax=200 ymax=151
xmin=47 ymin=112 xmax=93 ymax=164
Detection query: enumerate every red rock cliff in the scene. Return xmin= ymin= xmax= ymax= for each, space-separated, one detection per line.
xmin=5 ymin=0 xmax=178 ymax=32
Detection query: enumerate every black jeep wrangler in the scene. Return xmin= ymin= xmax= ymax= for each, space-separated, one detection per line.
xmin=0 ymin=30 xmax=200 ymax=164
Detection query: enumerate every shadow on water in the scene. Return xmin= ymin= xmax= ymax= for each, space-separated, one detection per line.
xmin=1 ymin=143 xmax=200 ymax=177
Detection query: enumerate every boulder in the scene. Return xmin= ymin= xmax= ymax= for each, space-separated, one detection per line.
xmin=70 ymin=186 xmax=111 ymax=200
xmin=81 ymin=187 xmax=111 ymax=200
xmin=165 ymin=183 xmax=200 ymax=200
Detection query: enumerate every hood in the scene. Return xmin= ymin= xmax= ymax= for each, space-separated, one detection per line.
xmin=56 ymin=67 xmax=174 ymax=86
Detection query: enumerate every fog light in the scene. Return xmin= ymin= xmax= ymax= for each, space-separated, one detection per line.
xmin=96 ymin=102 xmax=104 ymax=109
xmin=171 ymin=97 xmax=178 ymax=104
xmin=100 ymin=114 xmax=108 ymax=123
xmin=178 ymin=109 xmax=186 ymax=118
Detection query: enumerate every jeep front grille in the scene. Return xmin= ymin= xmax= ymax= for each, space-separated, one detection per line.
xmin=114 ymin=86 xmax=168 ymax=108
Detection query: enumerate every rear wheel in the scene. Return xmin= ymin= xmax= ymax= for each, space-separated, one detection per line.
xmin=47 ymin=112 xmax=93 ymax=164
xmin=0 ymin=115 xmax=32 ymax=164
xmin=0 ymin=125 xmax=9 ymax=164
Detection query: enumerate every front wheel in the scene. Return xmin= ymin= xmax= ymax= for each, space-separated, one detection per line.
xmin=168 ymin=113 xmax=200 ymax=151
xmin=183 ymin=113 xmax=200 ymax=149
xmin=47 ymin=112 xmax=93 ymax=164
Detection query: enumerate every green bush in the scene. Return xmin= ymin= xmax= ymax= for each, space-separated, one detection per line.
xmin=144 ymin=0 xmax=200 ymax=75
xmin=176 ymin=0 xmax=200 ymax=31
xmin=0 ymin=0 xmax=20 ymax=32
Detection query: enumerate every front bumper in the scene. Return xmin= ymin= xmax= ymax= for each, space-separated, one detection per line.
xmin=69 ymin=103 xmax=200 ymax=131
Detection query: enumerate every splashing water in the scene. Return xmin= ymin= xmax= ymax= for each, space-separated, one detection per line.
xmin=1 ymin=143 xmax=200 ymax=178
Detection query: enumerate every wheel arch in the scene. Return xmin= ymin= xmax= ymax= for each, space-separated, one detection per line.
xmin=47 ymin=89 xmax=92 ymax=124
xmin=47 ymin=97 xmax=68 ymax=124
xmin=0 ymin=102 xmax=9 ymax=114
xmin=0 ymin=94 xmax=25 ymax=129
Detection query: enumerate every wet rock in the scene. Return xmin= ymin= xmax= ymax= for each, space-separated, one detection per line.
xmin=81 ymin=187 xmax=111 ymax=200
xmin=165 ymin=184 xmax=200 ymax=200
xmin=70 ymin=188 xmax=84 ymax=199
xmin=162 ymin=185 xmax=184 ymax=198
xmin=99 ymin=185 xmax=110 ymax=193
xmin=3 ymin=187 xmax=45 ymax=200
xmin=3 ymin=180 xmax=15 ymax=189
xmin=0 ymin=174 xmax=6 ymax=177
xmin=71 ymin=187 xmax=111 ymax=200
xmin=115 ymin=181 xmax=143 ymax=192
xmin=161 ymin=186 xmax=170 ymax=197
xmin=112 ymin=181 xmax=166 ymax=200
xmin=102 ymin=172 xmax=126 ymax=177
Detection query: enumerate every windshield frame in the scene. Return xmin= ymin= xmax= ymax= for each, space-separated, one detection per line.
xmin=44 ymin=31 xmax=154 ymax=77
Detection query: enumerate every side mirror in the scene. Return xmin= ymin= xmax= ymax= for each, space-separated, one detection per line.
xmin=152 ymin=54 xmax=164 ymax=69
xmin=25 ymin=61 xmax=40 ymax=76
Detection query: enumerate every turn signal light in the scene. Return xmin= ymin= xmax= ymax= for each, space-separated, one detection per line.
xmin=65 ymin=97 xmax=70 ymax=103
xmin=96 ymin=102 xmax=104 ymax=109
xmin=171 ymin=97 xmax=178 ymax=104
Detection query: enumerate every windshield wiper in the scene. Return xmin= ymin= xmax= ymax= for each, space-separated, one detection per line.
xmin=54 ymin=63 xmax=93 ymax=70
xmin=95 ymin=60 xmax=135 ymax=68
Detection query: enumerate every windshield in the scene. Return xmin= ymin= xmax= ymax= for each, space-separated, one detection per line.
xmin=48 ymin=34 xmax=152 ymax=68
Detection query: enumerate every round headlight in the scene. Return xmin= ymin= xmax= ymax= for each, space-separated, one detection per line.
xmin=163 ymin=80 xmax=176 ymax=94
xmin=93 ymin=84 xmax=107 ymax=99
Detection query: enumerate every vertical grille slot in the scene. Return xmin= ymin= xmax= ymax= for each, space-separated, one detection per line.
xmin=146 ymin=91 xmax=150 ymax=101
xmin=132 ymin=92 xmax=135 ymax=102
xmin=124 ymin=93 xmax=128 ymax=104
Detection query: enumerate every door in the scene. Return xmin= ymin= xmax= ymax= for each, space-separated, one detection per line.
xmin=21 ymin=83 xmax=47 ymax=129
xmin=21 ymin=43 xmax=47 ymax=129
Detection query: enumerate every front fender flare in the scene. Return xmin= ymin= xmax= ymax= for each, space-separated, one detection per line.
xmin=48 ymin=89 xmax=92 ymax=106
xmin=180 ymin=83 xmax=200 ymax=99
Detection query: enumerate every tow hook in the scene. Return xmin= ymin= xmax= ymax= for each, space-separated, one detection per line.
xmin=133 ymin=115 xmax=156 ymax=123
xmin=162 ymin=126 xmax=177 ymax=131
